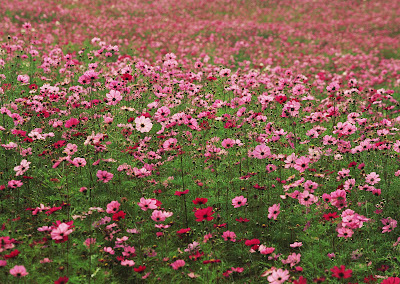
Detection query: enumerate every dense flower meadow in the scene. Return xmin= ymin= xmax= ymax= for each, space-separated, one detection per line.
xmin=1 ymin=0 xmax=400 ymax=283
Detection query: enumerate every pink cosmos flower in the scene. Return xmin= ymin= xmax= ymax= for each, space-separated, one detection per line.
xmin=298 ymin=190 xmax=318 ymax=207
xmin=9 ymin=265 xmax=28 ymax=277
xmin=50 ymin=223 xmax=73 ymax=240
xmin=365 ymin=172 xmax=381 ymax=185
xmin=171 ymin=259 xmax=185 ymax=270
xmin=222 ymin=231 xmax=236 ymax=242
xmin=221 ymin=138 xmax=236 ymax=149
xmin=330 ymin=189 xmax=347 ymax=209
xmin=71 ymin=157 xmax=86 ymax=167
xmin=253 ymin=144 xmax=271 ymax=159
xmin=267 ymin=268 xmax=290 ymax=284
xmin=106 ymin=201 xmax=120 ymax=214
xmin=268 ymin=204 xmax=281 ymax=220
xmin=151 ymin=210 xmax=167 ymax=222
xmin=135 ymin=116 xmax=153 ymax=133
xmin=232 ymin=196 xmax=247 ymax=208
xmin=17 ymin=75 xmax=30 ymax=84
xmin=282 ymin=253 xmax=301 ymax=267
xmin=14 ymin=159 xmax=31 ymax=176
xmin=259 ymin=245 xmax=275 ymax=255
xmin=106 ymin=90 xmax=122 ymax=106
xmin=294 ymin=156 xmax=310 ymax=173
xmin=8 ymin=180 xmax=23 ymax=189
xmin=63 ymin=143 xmax=78 ymax=155
xmin=337 ymin=227 xmax=354 ymax=238
xmin=65 ymin=118 xmax=79 ymax=128
xmin=96 ymin=170 xmax=113 ymax=183
xmin=290 ymin=242 xmax=303 ymax=248
xmin=138 ymin=198 xmax=158 ymax=211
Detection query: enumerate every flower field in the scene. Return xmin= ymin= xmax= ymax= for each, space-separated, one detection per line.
xmin=1 ymin=0 xmax=400 ymax=283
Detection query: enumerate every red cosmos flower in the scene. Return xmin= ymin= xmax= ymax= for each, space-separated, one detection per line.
xmin=236 ymin=217 xmax=250 ymax=223
xmin=4 ymin=249 xmax=20 ymax=259
xmin=330 ymin=265 xmax=352 ymax=279
xmin=176 ymin=228 xmax=191 ymax=234
xmin=293 ymin=276 xmax=307 ymax=284
xmin=175 ymin=189 xmax=189 ymax=196
xmin=323 ymin=212 xmax=339 ymax=221
xmin=194 ymin=207 xmax=214 ymax=222
xmin=189 ymin=251 xmax=204 ymax=261
xmin=121 ymin=73 xmax=133 ymax=81
xmin=381 ymin=277 xmax=400 ymax=284
xmin=134 ymin=265 xmax=146 ymax=273
xmin=192 ymin=198 xmax=208 ymax=205
xmin=203 ymin=259 xmax=221 ymax=264
xmin=28 ymin=83 xmax=38 ymax=90
xmin=244 ymin=239 xmax=260 ymax=246
xmin=54 ymin=276 xmax=69 ymax=284
xmin=112 ymin=211 xmax=126 ymax=221
xmin=207 ymin=76 xmax=217 ymax=81
xmin=275 ymin=95 xmax=287 ymax=104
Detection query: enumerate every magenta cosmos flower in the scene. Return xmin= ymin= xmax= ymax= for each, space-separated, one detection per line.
xmin=96 ymin=170 xmax=113 ymax=183
xmin=9 ymin=265 xmax=28 ymax=277
xmin=135 ymin=116 xmax=153 ymax=133
xmin=64 ymin=118 xmax=79 ymax=128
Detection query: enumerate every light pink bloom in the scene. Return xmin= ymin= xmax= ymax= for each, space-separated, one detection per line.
xmin=14 ymin=159 xmax=31 ymax=176
xmin=106 ymin=90 xmax=122 ymax=105
xmin=365 ymin=172 xmax=381 ymax=185
xmin=267 ymin=268 xmax=290 ymax=284
xmin=138 ymin=198 xmax=157 ymax=211
xmin=135 ymin=116 xmax=153 ymax=133
xmin=50 ymin=223 xmax=73 ymax=240
xmin=151 ymin=210 xmax=167 ymax=222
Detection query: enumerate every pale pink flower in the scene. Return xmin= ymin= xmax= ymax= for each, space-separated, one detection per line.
xmin=14 ymin=159 xmax=31 ymax=176
xmin=50 ymin=223 xmax=73 ymax=240
xmin=151 ymin=210 xmax=167 ymax=222
xmin=106 ymin=90 xmax=122 ymax=105
xmin=267 ymin=268 xmax=290 ymax=284
xmin=71 ymin=157 xmax=86 ymax=167
xmin=365 ymin=172 xmax=381 ymax=185
xmin=138 ymin=198 xmax=157 ymax=211
xmin=135 ymin=116 xmax=153 ymax=133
